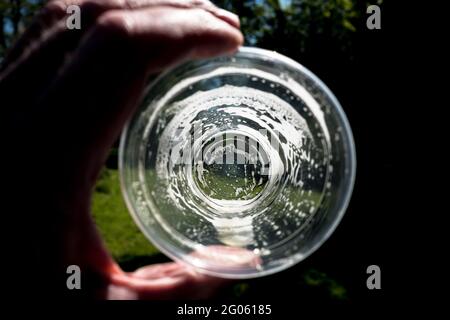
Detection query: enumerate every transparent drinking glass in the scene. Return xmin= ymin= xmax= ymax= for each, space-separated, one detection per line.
xmin=119 ymin=47 xmax=356 ymax=278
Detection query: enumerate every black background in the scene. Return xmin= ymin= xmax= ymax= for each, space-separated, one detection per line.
xmin=4 ymin=0 xmax=436 ymax=316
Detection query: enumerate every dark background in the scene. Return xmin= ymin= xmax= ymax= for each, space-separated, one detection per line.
xmin=1 ymin=0 xmax=426 ymax=313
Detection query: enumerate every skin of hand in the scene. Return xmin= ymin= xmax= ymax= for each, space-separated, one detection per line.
xmin=0 ymin=0 xmax=244 ymax=300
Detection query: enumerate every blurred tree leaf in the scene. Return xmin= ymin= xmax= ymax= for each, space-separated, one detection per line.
xmin=1 ymin=0 xmax=46 ymax=60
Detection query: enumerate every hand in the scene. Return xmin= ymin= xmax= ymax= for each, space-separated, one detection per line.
xmin=1 ymin=0 xmax=243 ymax=299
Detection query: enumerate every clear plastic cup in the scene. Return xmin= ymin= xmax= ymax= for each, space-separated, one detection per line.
xmin=119 ymin=47 xmax=356 ymax=278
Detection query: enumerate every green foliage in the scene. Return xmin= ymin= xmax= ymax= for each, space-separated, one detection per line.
xmin=92 ymin=168 xmax=159 ymax=262
xmin=213 ymin=0 xmax=367 ymax=59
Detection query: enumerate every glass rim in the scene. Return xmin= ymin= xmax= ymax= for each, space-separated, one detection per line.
xmin=118 ymin=46 xmax=357 ymax=279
